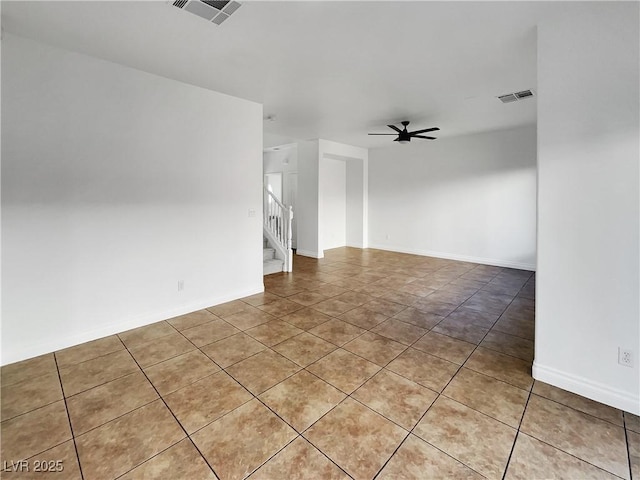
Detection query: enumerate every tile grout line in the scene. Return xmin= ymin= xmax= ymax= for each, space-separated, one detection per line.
xmin=624 ymin=414 xmax=633 ymax=480
xmin=53 ymin=352 xmax=86 ymax=480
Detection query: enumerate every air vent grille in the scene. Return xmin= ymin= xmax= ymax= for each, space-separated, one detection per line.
xmin=515 ymin=90 xmax=534 ymax=99
xmin=498 ymin=89 xmax=534 ymax=103
xmin=170 ymin=0 xmax=241 ymax=25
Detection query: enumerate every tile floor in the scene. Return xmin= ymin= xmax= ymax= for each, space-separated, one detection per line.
xmin=1 ymin=247 xmax=638 ymax=480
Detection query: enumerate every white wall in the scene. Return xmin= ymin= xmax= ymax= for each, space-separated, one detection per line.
xmin=368 ymin=126 xmax=537 ymax=270
xmin=535 ymin=3 xmax=639 ymax=414
xmin=1 ymin=34 xmax=264 ymax=365
xmin=346 ymin=158 xmax=365 ymax=248
xmin=320 ymin=158 xmax=347 ymax=250
xmin=296 ymin=139 xmax=368 ymax=258
xmin=296 ymin=140 xmax=321 ymax=257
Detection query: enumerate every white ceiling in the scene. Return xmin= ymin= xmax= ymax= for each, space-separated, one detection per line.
xmin=2 ymin=1 xmax=575 ymax=148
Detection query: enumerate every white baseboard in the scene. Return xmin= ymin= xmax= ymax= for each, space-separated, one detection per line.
xmin=1 ymin=284 xmax=264 ymax=366
xmin=533 ymin=361 xmax=640 ymax=415
xmin=367 ymin=243 xmax=536 ymax=271
xmin=296 ymin=249 xmax=323 ymax=259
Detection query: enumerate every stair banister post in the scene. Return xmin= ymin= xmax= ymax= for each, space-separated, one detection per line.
xmin=286 ymin=205 xmax=293 ymax=272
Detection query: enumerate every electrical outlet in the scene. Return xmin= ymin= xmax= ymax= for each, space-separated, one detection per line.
xmin=618 ymin=347 xmax=633 ymax=367
xmin=385 ymin=234 xmax=390 ymax=240
xmin=248 ymin=209 xmax=256 ymax=217
xmin=177 ymin=280 xmax=184 ymax=292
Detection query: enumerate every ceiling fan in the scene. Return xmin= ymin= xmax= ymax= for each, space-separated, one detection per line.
xmin=368 ymin=121 xmax=439 ymax=144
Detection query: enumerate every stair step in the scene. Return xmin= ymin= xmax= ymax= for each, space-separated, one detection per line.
xmin=263 ymin=247 xmax=275 ymax=261
xmin=263 ymin=258 xmax=284 ymax=275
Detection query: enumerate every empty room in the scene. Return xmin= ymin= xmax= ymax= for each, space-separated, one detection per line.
xmin=1 ymin=1 xmax=638 ymax=479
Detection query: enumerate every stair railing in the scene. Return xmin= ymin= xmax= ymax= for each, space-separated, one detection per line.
xmin=263 ymin=186 xmax=293 ymax=272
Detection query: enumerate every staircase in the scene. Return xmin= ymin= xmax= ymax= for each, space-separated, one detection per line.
xmin=263 ymin=186 xmax=293 ymax=275
xmin=263 ymin=237 xmax=284 ymax=275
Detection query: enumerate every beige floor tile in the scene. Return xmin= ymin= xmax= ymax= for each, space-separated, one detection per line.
xmin=224 ymin=307 xmax=276 ymax=330
xmin=166 ymin=309 xmax=218 ymax=331
xmin=362 ymin=298 xmax=407 ymax=317
xmin=627 ymin=412 xmax=640 ymax=433
xmin=206 ymin=299 xmax=252 ymax=318
xmin=1 ymin=440 xmax=82 ymax=480
xmin=76 ymin=400 xmax=185 ymax=480
xmin=164 ymin=371 xmax=252 ymax=434
xmin=377 ymin=434 xmax=483 ymax=480
xmin=67 ymin=371 xmax=158 ymax=435
xmin=180 ymin=320 xmax=239 ymax=347
xmin=0 ymin=401 xmax=72 ymax=463
xmin=200 ymin=333 xmax=266 ymax=368
xmin=56 ymin=335 xmax=124 ymax=368
xmin=304 ymin=397 xmax=406 ymax=480
xmin=412 ymin=331 xmax=475 ymax=365
xmin=343 ymin=332 xmax=406 ymax=366
xmin=118 ymin=321 xmax=175 ymax=348
xmin=381 ymin=290 xmax=425 ymax=306
xmin=260 ymin=370 xmax=345 ymax=432
xmin=1 ymin=353 xmax=57 ymax=387
xmin=532 ymin=381 xmax=623 ymax=426
xmin=287 ymin=290 xmax=329 ymax=306
xmin=257 ymin=298 xmax=305 ymax=317
xmin=505 ymin=432 xmax=621 ymax=480
xmin=143 ymin=350 xmax=220 ymax=395
xmin=443 ymin=368 xmax=529 ymax=427
xmin=480 ymin=331 xmax=534 ymax=362
xmin=226 ymin=350 xmax=300 ymax=395
xmin=462 ymin=292 xmax=513 ymax=315
xmin=307 ymin=349 xmax=380 ymax=394
xmin=521 ymin=394 xmax=629 ymax=478
xmin=371 ymin=319 xmax=427 ymax=345
xmin=446 ymin=307 xmax=500 ymax=329
xmin=412 ymin=298 xmax=458 ymax=317
xmin=333 ymin=291 xmax=375 ymax=307
xmin=245 ymin=320 xmax=304 ymax=347
xmin=272 ymin=332 xmax=337 ymax=367
xmin=492 ymin=315 xmax=535 ymax=340
xmin=312 ymin=298 xmax=358 ymax=317
xmin=432 ymin=317 xmax=490 ymax=344
xmin=280 ymin=308 xmax=333 ymax=330
xmin=128 ymin=331 xmax=196 ymax=367
xmin=414 ymin=396 xmax=517 ymax=479
xmin=251 ymin=437 xmax=348 ymax=480
xmin=120 ymin=438 xmax=217 ymax=479
xmin=310 ymin=283 xmax=349 ymax=298
xmin=59 ymin=349 xmax=139 ymax=397
xmin=191 ymin=399 xmax=297 ymax=480
xmin=338 ymin=307 xmax=389 ymax=329
xmin=352 ymin=370 xmax=437 ymax=429
xmin=308 ymin=319 xmax=365 ymax=346
xmin=241 ymin=291 xmax=281 ymax=307
xmin=464 ymin=347 xmax=533 ymax=391
xmin=1 ymin=372 xmax=63 ymax=421
xmin=386 ymin=348 xmax=459 ymax=392
xmin=392 ymin=307 xmax=443 ymax=330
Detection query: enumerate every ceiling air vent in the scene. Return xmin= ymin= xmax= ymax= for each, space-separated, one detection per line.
xmin=498 ymin=89 xmax=535 ymax=103
xmin=515 ymin=90 xmax=534 ymax=99
xmin=171 ymin=0 xmax=241 ymax=25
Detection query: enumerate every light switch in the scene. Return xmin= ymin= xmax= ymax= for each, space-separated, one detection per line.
xmin=248 ymin=209 xmax=256 ymax=217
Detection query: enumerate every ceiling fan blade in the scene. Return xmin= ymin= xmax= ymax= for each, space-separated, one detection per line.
xmin=412 ymin=135 xmax=437 ymax=140
xmin=387 ymin=124 xmax=402 ymax=133
xmin=368 ymin=133 xmax=398 ymax=135
xmin=409 ymin=127 xmax=440 ymax=135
